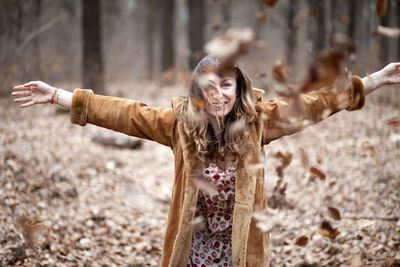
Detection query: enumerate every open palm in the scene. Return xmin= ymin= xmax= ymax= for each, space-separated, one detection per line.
xmin=12 ymin=81 xmax=56 ymax=108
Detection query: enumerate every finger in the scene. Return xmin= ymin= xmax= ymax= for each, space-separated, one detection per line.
xmin=14 ymin=85 xmax=30 ymax=90
xmin=20 ymin=101 xmax=35 ymax=108
xmin=23 ymin=81 xmax=38 ymax=87
xmin=14 ymin=96 xmax=32 ymax=102
xmin=12 ymin=91 xmax=31 ymax=96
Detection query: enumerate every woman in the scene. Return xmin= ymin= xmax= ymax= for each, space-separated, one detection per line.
xmin=12 ymin=57 xmax=400 ymax=266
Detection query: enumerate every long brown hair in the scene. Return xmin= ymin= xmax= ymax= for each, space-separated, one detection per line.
xmin=183 ymin=56 xmax=257 ymax=167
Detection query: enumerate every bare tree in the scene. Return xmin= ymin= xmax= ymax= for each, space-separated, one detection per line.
xmin=82 ymin=0 xmax=104 ymax=94
xmin=188 ymin=0 xmax=205 ymax=70
xmin=160 ymin=0 xmax=175 ymax=72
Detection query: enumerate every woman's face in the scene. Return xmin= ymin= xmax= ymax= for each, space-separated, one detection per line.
xmin=201 ymin=72 xmax=237 ymax=118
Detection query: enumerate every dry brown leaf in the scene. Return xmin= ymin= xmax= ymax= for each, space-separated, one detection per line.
xmin=376 ymin=0 xmax=388 ymax=17
xmin=298 ymin=147 xmax=309 ymax=170
xmin=191 ymin=98 xmax=204 ymax=110
xmin=300 ymin=50 xmax=344 ymax=93
xmin=263 ymin=0 xmax=278 ymax=7
xmin=331 ymin=34 xmax=357 ymax=53
xmin=272 ymin=59 xmax=287 ymax=84
xmin=320 ymin=220 xmax=340 ymax=239
xmin=361 ymin=140 xmax=381 ymax=164
xmin=275 ymin=151 xmax=292 ymax=169
xmin=327 ymin=206 xmax=341 ymax=221
xmin=310 ymin=166 xmax=326 ymax=180
xmin=192 ymin=174 xmax=217 ymax=194
xmin=255 ymin=11 xmax=267 ymax=24
xmin=386 ymin=116 xmax=400 ymax=127
xmin=191 ymin=216 xmax=206 ymax=231
xmin=295 ymin=235 xmax=308 ymax=246
xmin=204 ymin=28 xmax=256 ymax=75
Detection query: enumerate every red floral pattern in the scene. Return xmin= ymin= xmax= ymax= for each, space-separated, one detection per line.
xmin=187 ymin=163 xmax=236 ymax=267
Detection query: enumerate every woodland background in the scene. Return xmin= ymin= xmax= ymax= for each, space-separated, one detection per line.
xmin=1 ymin=0 xmax=400 ymax=266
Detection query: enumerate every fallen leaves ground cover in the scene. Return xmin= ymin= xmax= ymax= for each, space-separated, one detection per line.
xmin=1 ymin=81 xmax=399 ymax=266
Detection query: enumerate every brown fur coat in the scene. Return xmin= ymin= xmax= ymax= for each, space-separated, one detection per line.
xmin=70 ymin=77 xmax=364 ymax=267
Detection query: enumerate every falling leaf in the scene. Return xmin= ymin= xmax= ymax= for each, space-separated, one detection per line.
xmin=331 ymin=34 xmax=357 ymax=53
xmin=193 ymin=174 xmax=217 ymax=194
xmin=310 ymin=166 xmax=326 ymax=180
xmin=204 ymin=28 xmax=256 ymax=74
xmin=246 ymin=152 xmax=265 ymax=174
xmin=386 ymin=116 xmax=400 ymax=127
xmin=300 ymin=50 xmax=344 ymax=93
xmin=228 ymin=119 xmax=247 ymax=139
xmin=373 ymin=25 xmax=400 ymax=38
xmin=320 ymin=220 xmax=340 ymax=239
xmin=263 ymin=0 xmax=278 ymax=7
xmin=361 ymin=140 xmax=381 ymax=164
xmin=18 ymin=217 xmax=44 ymax=248
xmin=255 ymin=11 xmax=267 ymax=24
xmin=191 ymin=98 xmax=204 ymax=110
xmin=295 ymin=235 xmax=308 ymax=246
xmin=298 ymin=147 xmax=309 ymax=170
xmin=191 ymin=216 xmax=206 ymax=231
xmin=272 ymin=59 xmax=287 ymax=84
xmin=327 ymin=206 xmax=341 ymax=221
xmin=274 ymin=151 xmax=292 ymax=169
xmin=376 ymin=0 xmax=388 ymax=17
xmin=335 ymin=14 xmax=351 ymax=25
xmin=350 ymin=254 xmax=363 ymax=267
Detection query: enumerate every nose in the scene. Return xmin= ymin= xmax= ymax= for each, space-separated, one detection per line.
xmin=209 ymin=86 xmax=223 ymax=100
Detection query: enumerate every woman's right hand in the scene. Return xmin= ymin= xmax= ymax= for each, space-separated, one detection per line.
xmin=12 ymin=81 xmax=56 ymax=108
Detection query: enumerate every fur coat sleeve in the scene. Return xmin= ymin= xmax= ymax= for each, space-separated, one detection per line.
xmin=69 ymin=89 xmax=177 ymax=147
xmin=256 ymin=76 xmax=365 ymax=145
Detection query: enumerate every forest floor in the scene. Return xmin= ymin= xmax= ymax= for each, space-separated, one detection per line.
xmin=1 ymin=81 xmax=400 ymax=267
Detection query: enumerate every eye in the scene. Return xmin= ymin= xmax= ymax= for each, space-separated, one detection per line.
xmin=222 ymin=82 xmax=232 ymax=88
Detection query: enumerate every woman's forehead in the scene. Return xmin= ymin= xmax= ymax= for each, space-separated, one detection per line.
xmin=204 ymin=71 xmax=236 ymax=82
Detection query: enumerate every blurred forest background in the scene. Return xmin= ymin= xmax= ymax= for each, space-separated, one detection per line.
xmin=1 ymin=0 xmax=400 ymax=266
xmin=1 ymin=0 xmax=400 ymax=101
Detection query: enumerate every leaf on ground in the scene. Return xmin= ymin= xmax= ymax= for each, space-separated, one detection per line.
xmin=298 ymin=147 xmax=309 ymax=170
xmin=310 ymin=166 xmax=326 ymax=180
xmin=320 ymin=220 xmax=340 ymax=239
xmin=327 ymin=206 xmax=341 ymax=221
xmin=386 ymin=116 xmax=400 ymax=127
xmin=295 ymin=235 xmax=308 ymax=246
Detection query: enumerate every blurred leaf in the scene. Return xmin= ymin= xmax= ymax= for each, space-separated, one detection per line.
xmin=255 ymin=11 xmax=267 ymax=24
xmin=320 ymin=220 xmax=340 ymax=239
xmin=272 ymin=59 xmax=287 ymax=84
xmin=298 ymin=147 xmax=309 ymax=170
xmin=295 ymin=235 xmax=308 ymax=246
xmin=275 ymin=151 xmax=292 ymax=170
xmin=386 ymin=116 xmax=400 ymax=127
xmin=376 ymin=0 xmax=388 ymax=17
xmin=310 ymin=166 xmax=326 ymax=180
xmin=327 ymin=206 xmax=341 ymax=221
xmin=262 ymin=0 xmax=278 ymax=7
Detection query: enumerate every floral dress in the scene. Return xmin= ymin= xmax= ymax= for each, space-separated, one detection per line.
xmin=187 ymin=163 xmax=236 ymax=267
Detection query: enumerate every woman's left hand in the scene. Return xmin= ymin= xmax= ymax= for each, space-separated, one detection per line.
xmin=362 ymin=62 xmax=400 ymax=95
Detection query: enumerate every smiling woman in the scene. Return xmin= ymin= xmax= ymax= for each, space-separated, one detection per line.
xmin=11 ymin=56 xmax=400 ymax=266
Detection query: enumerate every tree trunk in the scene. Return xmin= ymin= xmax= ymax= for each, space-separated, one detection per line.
xmin=82 ymin=0 xmax=105 ymax=94
xmin=33 ymin=0 xmax=41 ymax=78
xmin=379 ymin=9 xmax=390 ymax=64
xmin=160 ymin=0 xmax=175 ymax=72
xmin=188 ymin=0 xmax=205 ymax=70
xmin=144 ymin=0 xmax=156 ymax=78
xmin=286 ymin=0 xmax=298 ymax=66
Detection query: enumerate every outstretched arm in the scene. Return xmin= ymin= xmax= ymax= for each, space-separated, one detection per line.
xmin=12 ymin=81 xmax=72 ymax=109
xmin=260 ymin=62 xmax=400 ymax=144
